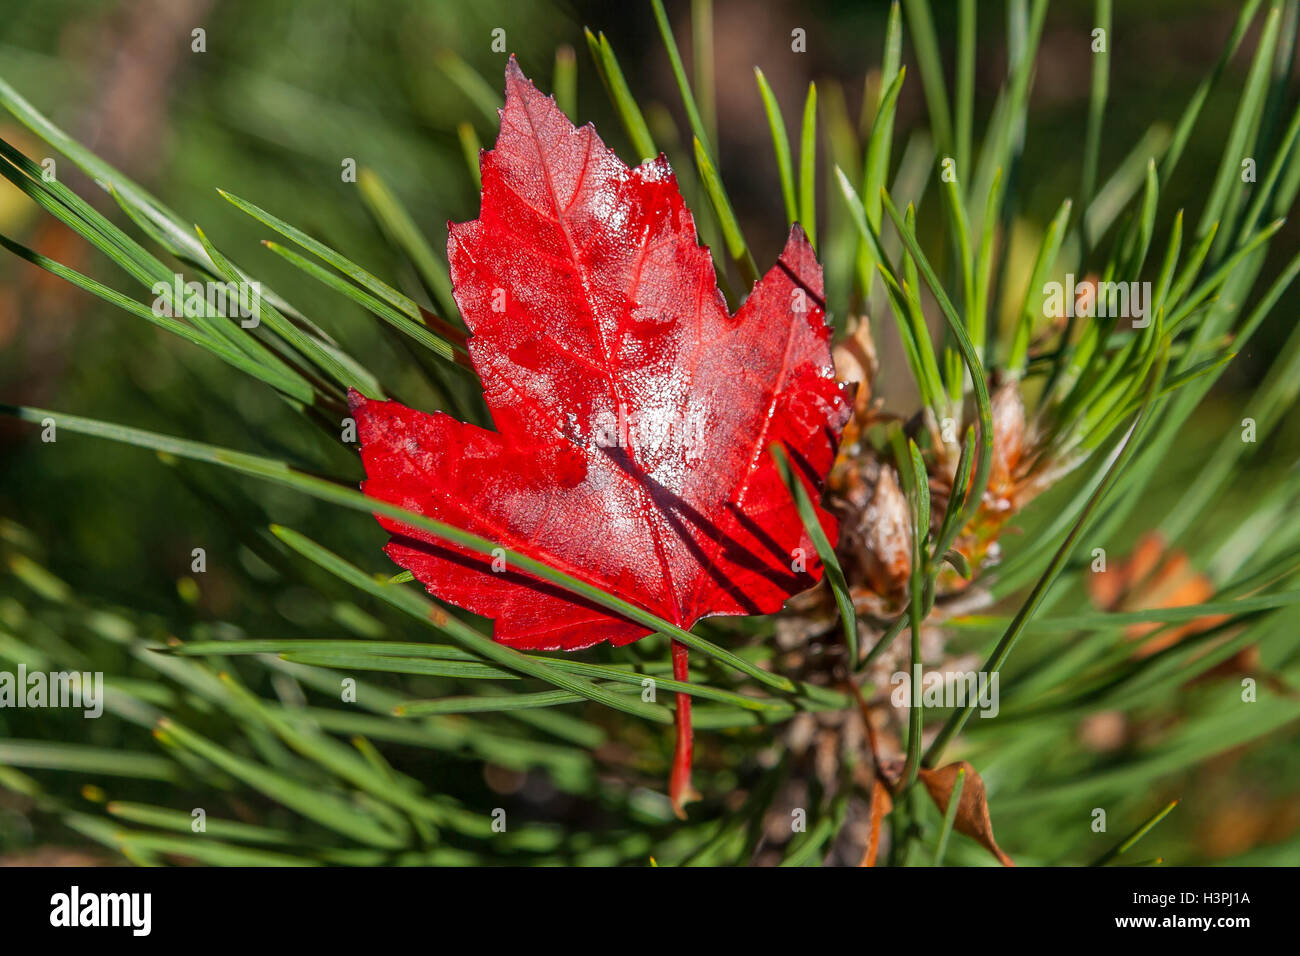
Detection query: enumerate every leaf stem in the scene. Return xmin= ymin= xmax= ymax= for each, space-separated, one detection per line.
xmin=669 ymin=640 xmax=699 ymax=819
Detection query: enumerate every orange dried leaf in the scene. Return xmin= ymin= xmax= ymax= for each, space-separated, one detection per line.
xmin=919 ymin=761 xmax=1014 ymax=866
xmin=859 ymin=776 xmax=894 ymax=867
xmin=1086 ymin=531 xmax=1231 ymax=656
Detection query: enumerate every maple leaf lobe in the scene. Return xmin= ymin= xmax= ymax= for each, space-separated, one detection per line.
xmin=352 ymin=60 xmax=849 ymax=651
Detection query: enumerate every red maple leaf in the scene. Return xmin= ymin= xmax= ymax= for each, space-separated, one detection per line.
xmin=351 ymin=58 xmax=848 ymax=811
